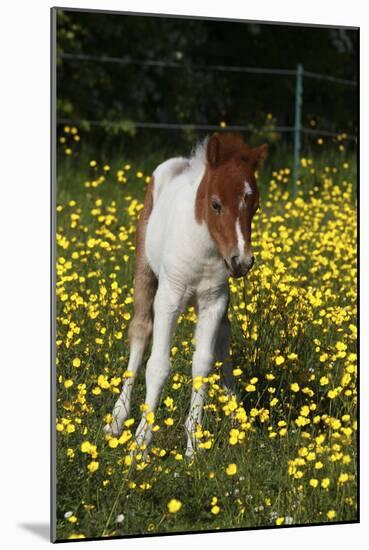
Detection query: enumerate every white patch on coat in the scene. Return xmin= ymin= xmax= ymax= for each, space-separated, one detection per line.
xmin=108 ymin=136 xmax=235 ymax=454
xmin=235 ymin=217 xmax=245 ymax=256
xmin=152 ymin=157 xmax=190 ymax=202
xmin=244 ymin=180 xmax=253 ymax=196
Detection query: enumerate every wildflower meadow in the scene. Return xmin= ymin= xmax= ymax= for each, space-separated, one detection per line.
xmin=55 ymin=127 xmax=357 ymax=540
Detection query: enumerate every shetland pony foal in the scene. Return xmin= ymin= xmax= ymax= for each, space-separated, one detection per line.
xmin=104 ymin=133 xmax=267 ymax=457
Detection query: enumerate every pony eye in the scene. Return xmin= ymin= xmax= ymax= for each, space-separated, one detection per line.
xmin=211 ymin=199 xmax=222 ymax=214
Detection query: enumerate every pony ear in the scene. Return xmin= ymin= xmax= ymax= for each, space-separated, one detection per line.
xmin=206 ymin=133 xmax=222 ymax=167
xmin=252 ymin=143 xmax=268 ymax=165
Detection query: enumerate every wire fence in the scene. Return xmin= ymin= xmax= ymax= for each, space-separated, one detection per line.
xmin=58 ymin=118 xmax=356 ymax=138
xmin=58 ymin=119 xmax=293 ymax=133
xmin=61 ymin=52 xmax=358 ymax=86
xmin=58 ymin=52 xmax=358 ymax=189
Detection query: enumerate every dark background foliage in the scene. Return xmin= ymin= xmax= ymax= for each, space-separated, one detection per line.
xmin=56 ymin=9 xmax=358 ymax=157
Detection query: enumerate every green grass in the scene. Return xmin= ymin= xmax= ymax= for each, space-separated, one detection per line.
xmin=55 ymin=141 xmax=357 ymax=540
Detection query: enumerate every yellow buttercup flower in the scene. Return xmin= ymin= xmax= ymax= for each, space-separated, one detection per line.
xmin=108 ymin=438 xmax=119 ymax=449
xmin=233 ymin=368 xmax=242 ymax=376
xmin=338 ymin=473 xmax=349 ymax=484
xmin=81 ymin=441 xmax=91 ymax=453
xmin=320 ymin=478 xmax=329 ymax=489
xmin=226 ymin=463 xmax=237 ymax=476
xmin=123 ymin=370 xmax=134 ymax=378
xmin=67 ymin=515 xmax=78 ymax=523
xmin=87 ymin=461 xmax=99 ymax=474
xmin=167 ymin=499 xmax=182 ymax=514
xmin=193 ymin=376 xmax=204 ymax=390
xmin=146 ymin=412 xmax=155 ymax=425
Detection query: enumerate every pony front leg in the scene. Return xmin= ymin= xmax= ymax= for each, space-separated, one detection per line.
xmin=133 ymin=282 xmax=183 ymax=453
xmin=185 ymin=290 xmax=228 ymax=458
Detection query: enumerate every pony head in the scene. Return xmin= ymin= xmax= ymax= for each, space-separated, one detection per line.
xmin=195 ymin=132 xmax=267 ymax=278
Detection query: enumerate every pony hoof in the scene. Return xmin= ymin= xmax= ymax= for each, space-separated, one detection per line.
xmin=104 ymin=423 xmax=122 ymax=437
xmin=185 ymin=448 xmax=195 ymax=460
xmin=129 ymin=448 xmax=149 ymax=462
xmin=103 ymin=423 xmax=112 ymax=435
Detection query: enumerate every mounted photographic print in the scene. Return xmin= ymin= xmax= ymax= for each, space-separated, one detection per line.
xmin=51 ymin=7 xmax=359 ymax=542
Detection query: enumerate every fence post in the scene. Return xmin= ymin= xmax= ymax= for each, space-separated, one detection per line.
xmin=293 ymin=63 xmax=303 ymax=196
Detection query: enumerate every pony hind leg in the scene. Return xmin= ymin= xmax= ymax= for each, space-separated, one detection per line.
xmin=104 ymin=178 xmax=157 ymax=436
xmin=213 ymin=288 xmax=235 ymax=396
xmin=215 ymin=310 xmax=236 ymax=397
xmin=105 ymin=262 xmax=157 ymax=436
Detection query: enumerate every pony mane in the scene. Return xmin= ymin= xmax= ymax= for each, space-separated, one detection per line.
xmin=190 ymin=136 xmax=209 ymax=166
xmin=189 ymin=133 xmax=250 ymax=168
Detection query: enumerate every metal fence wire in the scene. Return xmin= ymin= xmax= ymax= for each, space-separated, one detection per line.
xmin=58 ymin=53 xmax=358 ymax=185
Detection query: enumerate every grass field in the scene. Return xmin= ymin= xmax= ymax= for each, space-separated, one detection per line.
xmin=55 ymin=128 xmax=357 ymax=540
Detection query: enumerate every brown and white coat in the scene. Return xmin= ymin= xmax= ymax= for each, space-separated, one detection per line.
xmin=105 ymin=133 xmax=267 ymax=457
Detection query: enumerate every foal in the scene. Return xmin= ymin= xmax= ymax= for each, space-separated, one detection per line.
xmin=104 ymin=132 xmax=267 ymax=457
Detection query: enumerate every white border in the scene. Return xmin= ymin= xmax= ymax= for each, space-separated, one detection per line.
xmin=1 ymin=1 xmax=366 ymax=548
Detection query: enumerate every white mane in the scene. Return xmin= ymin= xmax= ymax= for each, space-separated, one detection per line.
xmin=190 ymin=135 xmax=209 ymax=165
xmin=187 ymin=136 xmax=209 ymax=181
xmin=152 ymin=136 xmax=209 ymax=201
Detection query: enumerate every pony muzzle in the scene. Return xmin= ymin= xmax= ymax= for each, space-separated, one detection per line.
xmin=224 ymin=254 xmax=254 ymax=278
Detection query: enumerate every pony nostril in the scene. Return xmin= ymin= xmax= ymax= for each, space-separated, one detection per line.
xmin=231 ymin=255 xmax=240 ymax=269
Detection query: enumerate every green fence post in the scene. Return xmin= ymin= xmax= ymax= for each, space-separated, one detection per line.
xmin=293 ymin=63 xmax=303 ymax=196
